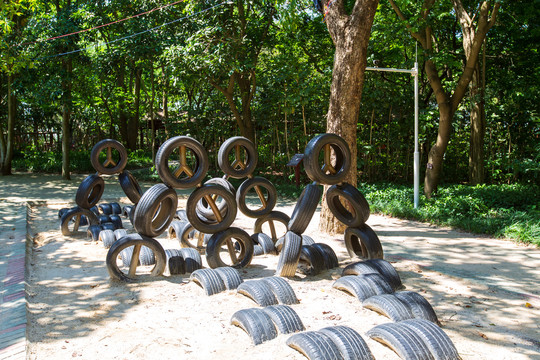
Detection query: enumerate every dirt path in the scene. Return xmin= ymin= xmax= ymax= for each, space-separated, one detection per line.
xmin=1 ymin=173 xmax=539 ymax=359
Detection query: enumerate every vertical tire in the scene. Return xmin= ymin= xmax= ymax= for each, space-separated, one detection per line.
xmin=303 ymin=133 xmax=351 ymax=185
xmin=288 ymin=183 xmax=322 ymax=235
xmin=75 ymin=174 xmax=105 ymax=209
xmin=90 ymin=139 xmax=128 ymax=175
xmin=132 ymin=184 xmax=178 ymax=237
xmin=205 ymin=227 xmax=254 ymax=269
xmin=218 ymin=136 xmax=258 ymax=179
xmin=326 ymin=183 xmax=370 ymax=227
xmin=344 ymin=225 xmax=383 ymax=260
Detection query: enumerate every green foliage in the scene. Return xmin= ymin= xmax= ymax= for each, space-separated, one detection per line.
xmin=356 ymin=183 xmax=540 ymax=246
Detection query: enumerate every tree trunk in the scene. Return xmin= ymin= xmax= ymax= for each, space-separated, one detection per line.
xmin=1 ymin=74 xmax=16 ymax=175
xmin=127 ymin=67 xmax=142 ymax=150
xmin=318 ymin=0 xmax=380 ymax=235
xmin=161 ymin=65 xmax=169 ymax=137
xmin=469 ymin=46 xmax=486 ymax=185
xmin=150 ymin=64 xmax=156 ymax=162
xmin=117 ymin=61 xmax=128 ymax=143
xmin=61 ymin=58 xmax=72 ymax=180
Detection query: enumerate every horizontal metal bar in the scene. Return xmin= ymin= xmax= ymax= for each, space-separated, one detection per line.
xmin=366 ymin=66 xmax=417 ymax=75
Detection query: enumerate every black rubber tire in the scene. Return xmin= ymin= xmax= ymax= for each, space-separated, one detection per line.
xmin=195 ymin=177 xmax=235 ymax=221
xmin=58 ymin=207 xmax=70 ymax=219
xmin=275 ymin=231 xmax=303 ymax=278
xmin=87 ymin=224 xmax=103 ymax=241
xmin=395 ymin=291 xmax=440 ymax=325
xmin=176 ymin=209 xmax=188 ymax=221
xmin=190 ymin=268 xmax=227 ymax=296
xmin=362 ymin=294 xmax=414 ymax=322
xmin=89 ymin=206 xmax=100 ymax=216
xmin=230 ymin=308 xmax=278 ymax=345
xmin=165 ymin=249 xmax=185 ymax=275
xmin=133 ymin=183 xmax=178 ymax=237
xmin=261 ymin=276 xmax=299 ymax=305
xmin=237 ymin=280 xmax=278 ymax=307
xmin=344 ymin=225 xmax=383 ymax=259
xmin=60 ymin=207 xmax=98 ymax=236
xmin=301 ymin=235 xmax=315 ymax=246
xmin=286 ymin=331 xmax=342 ymax=360
xmin=400 ymin=319 xmax=460 ymax=360
xmin=186 ymin=184 xmax=237 ymax=234
xmin=113 ymin=229 xmax=128 ymax=240
xmin=311 ymin=243 xmax=339 ymax=270
xmin=299 ymin=245 xmax=326 ymax=275
xmin=332 ymin=275 xmax=377 ymax=301
xmin=177 ymin=222 xmax=208 ymax=253
xmin=99 ymin=229 xmax=116 ymax=249
xmin=206 ymin=227 xmax=254 ymax=269
xmin=75 ymin=174 xmax=105 ymax=209
xmin=119 ymin=170 xmax=143 ymax=204
xmin=139 ymin=245 xmax=156 ymax=266
xmin=236 ymin=177 xmax=277 ymax=218
xmin=98 ymin=214 xmax=111 ymax=224
xmin=213 ymin=266 xmax=244 ymax=290
xmin=99 ymin=203 xmax=112 ymax=215
xmin=326 ymin=183 xmax=370 ymax=227
xmin=367 ymin=322 xmax=433 ymax=360
xmin=366 ymin=259 xmax=403 ymax=291
xmin=128 ymin=204 xmax=136 ymax=225
xmin=262 ymin=305 xmax=305 ymax=334
xmin=251 ymin=233 xmax=276 ymax=255
xmin=110 ymin=202 xmax=122 ymax=215
xmin=91 ymin=139 xmax=128 ymax=175
xmin=303 ymin=133 xmax=351 ymax=185
xmin=101 ymin=222 xmax=116 ymax=231
xmin=253 ymin=244 xmax=264 ymax=256
xmin=122 ymin=205 xmax=134 ymax=218
xmin=288 ymin=183 xmax=322 ymax=235
xmin=218 ymin=136 xmax=258 ymax=179
xmin=253 ymin=211 xmax=290 ymax=243
xmin=155 ymin=136 xmax=209 ymax=189
xmin=106 ymin=233 xmax=166 ymax=282
xmin=361 ymin=273 xmax=394 ymax=295
xmin=168 ymin=220 xmax=187 ymax=239
xmin=179 ymin=248 xmax=202 ymax=273
xmin=319 ymin=326 xmax=374 ymax=360
xmin=342 ymin=261 xmax=380 ymax=277
xmin=109 ymin=214 xmax=123 ymax=229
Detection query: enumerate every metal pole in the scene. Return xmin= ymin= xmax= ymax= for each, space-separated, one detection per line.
xmin=413 ymin=62 xmax=420 ymax=209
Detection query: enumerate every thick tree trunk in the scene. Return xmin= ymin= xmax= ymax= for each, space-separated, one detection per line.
xmin=469 ymin=63 xmax=485 ymax=185
xmin=319 ymin=0 xmax=380 ymax=235
xmin=61 ymin=58 xmax=72 ymax=180
xmin=1 ymin=74 xmax=16 ymax=175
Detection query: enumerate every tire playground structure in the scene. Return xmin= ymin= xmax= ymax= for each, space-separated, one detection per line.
xmin=56 ymin=134 xmax=461 ymax=359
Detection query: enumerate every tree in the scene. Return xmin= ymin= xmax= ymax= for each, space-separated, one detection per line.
xmin=317 ymin=0 xmax=380 ymax=234
xmin=388 ymin=0 xmax=499 ymax=197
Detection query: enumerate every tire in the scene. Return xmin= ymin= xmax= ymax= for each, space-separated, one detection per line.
xmin=218 ymin=136 xmax=258 ymax=179
xmin=114 ymin=229 xmax=128 ymax=240
xmin=89 ymin=206 xmax=100 ymax=216
xmin=299 ymin=245 xmax=326 ymax=275
xmin=311 ymin=243 xmax=339 ymax=270
xmin=286 ymin=331 xmax=342 ymax=360
xmin=303 ymin=133 xmax=351 ymax=185
xmin=99 ymin=229 xmax=116 ymax=249
xmin=367 ymin=322 xmax=433 ymax=360
xmin=155 ymin=136 xmax=209 ymax=189
xmin=186 ymin=184 xmax=237 ymax=234
xmin=236 ymin=177 xmax=277 ymax=218
xmin=362 ymin=294 xmax=414 ymax=322
xmin=261 ymin=276 xmax=299 ymax=305
xmin=395 ymin=291 xmax=440 ymax=325
xmin=101 ymin=222 xmax=116 ymax=231
xmin=332 ymin=275 xmax=377 ymax=301
xmin=254 ymin=211 xmax=290 ymax=243
xmin=99 ymin=203 xmax=112 ymax=215
xmin=344 ymin=225 xmax=383 ymax=260
xmin=75 ymin=174 xmax=105 ymax=209
xmin=196 ymin=177 xmax=235 ymax=221
xmin=275 ymin=231 xmax=302 ymax=277
xmin=361 ymin=273 xmax=394 ymax=295
xmin=301 ymin=235 xmax=315 ymax=246
xmin=213 ymin=266 xmax=244 ymax=290
xmin=168 ymin=220 xmax=187 ymax=239
xmin=262 ymin=305 xmax=305 ymax=334
xmin=98 ymin=215 xmax=111 ymax=224
xmin=178 ymin=221 xmax=208 ymax=253
xmin=91 ymin=139 xmax=128 ymax=175
xmin=400 ymin=319 xmax=460 ymax=360
xmin=133 ymin=183 xmax=178 ymax=237
xmin=139 ymin=245 xmax=156 ymax=266
xmin=319 ymin=326 xmax=374 ymax=360
xmin=110 ymin=202 xmax=122 ymax=215
xmin=206 ymin=227 xmax=254 ymax=269
xmin=165 ymin=249 xmax=185 ymax=275
xmin=230 ymin=308 xmax=278 ymax=345
xmin=87 ymin=224 xmax=103 ymax=241
xmin=106 ymin=233 xmax=166 ymax=282
xmin=119 ymin=170 xmax=143 ymax=204
xmin=109 ymin=214 xmax=123 ymax=229
xmin=190 ymin=268 xmax=226 ymax=296
xmin=60 ymin=207 xmax=98 ymax=236
xmin=123 ymin=205 xmax=134 ymax=218
xmin=342 ymin=261 xmax=380 ymax=277
xmin=326 ymin=183 xmax=370 ymax=227
xmin=237 ymin=280 xmax=278 ymax=307
xmin=366 ymin=259 xmax=403 ymax=291
xmin=179 ymin=248 xmax=202 ymax=273
xmin=176 ymin=209 xmax=188 ymax=221
xmin=288 ymin=183 xmax=322 ymax=235
xmin=251 ymin=233 xmax=276 ymax=255
xmin=253 ymin=244 xmax=264 ymax=256
xmin=58 ymin=207 xmax=70 ymax=219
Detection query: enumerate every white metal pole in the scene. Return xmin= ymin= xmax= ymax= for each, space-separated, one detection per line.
xmin=413 ymin=62 xmax=420 ymax=209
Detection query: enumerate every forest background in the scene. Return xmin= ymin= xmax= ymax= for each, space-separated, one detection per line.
xmin=1 ymin=0 xmax=538 ymax=243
